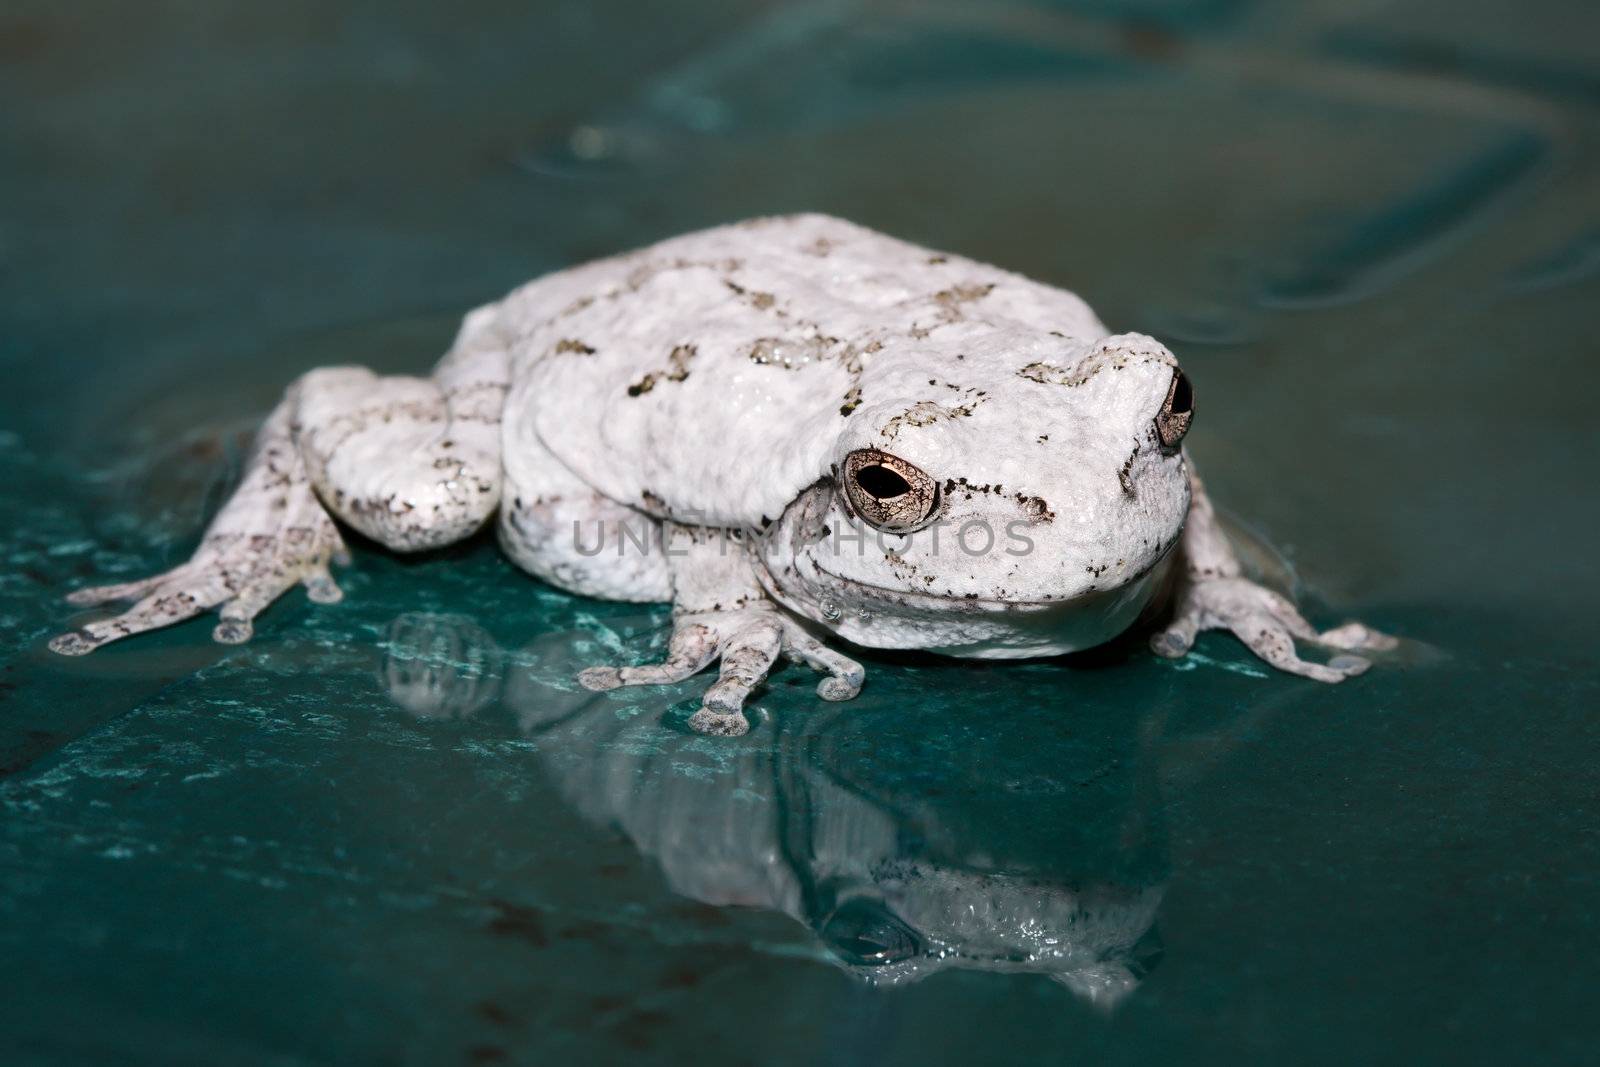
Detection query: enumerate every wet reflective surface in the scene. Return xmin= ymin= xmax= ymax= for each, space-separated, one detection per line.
xmin=2 ymin=0 xmax=1598 ymax=1062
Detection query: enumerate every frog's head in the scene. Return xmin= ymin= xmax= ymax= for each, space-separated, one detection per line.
xmin=813 ymin=867 xmax=1164 ymax=1005
xmin=760 ymin=332 xmax=1192 ymax=657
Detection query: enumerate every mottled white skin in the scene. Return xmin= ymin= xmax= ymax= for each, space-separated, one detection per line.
xmin=54 ymin=214 xmax=1392 ymax=732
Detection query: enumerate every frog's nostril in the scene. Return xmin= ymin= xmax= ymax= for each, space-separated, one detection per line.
xmin=1156 ymin=369 xmax=1193 ymax=452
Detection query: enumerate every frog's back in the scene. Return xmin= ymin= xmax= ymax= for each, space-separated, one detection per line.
xmin=501 ymin=214 xmax=1107 ymax=526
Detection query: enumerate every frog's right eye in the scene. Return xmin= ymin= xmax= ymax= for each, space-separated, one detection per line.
xmin=842 ymin=449 xmax=941 ymax=533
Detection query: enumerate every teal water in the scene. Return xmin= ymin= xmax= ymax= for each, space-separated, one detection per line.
xmin=2 ymin=1 xmax=1598 ymax=1062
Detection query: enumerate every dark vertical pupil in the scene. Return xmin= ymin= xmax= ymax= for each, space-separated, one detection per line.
xmin=855 ymin=465 xmax=911 ymax=499
xmin=1168 ymin=371 xmax=1192 ymax=415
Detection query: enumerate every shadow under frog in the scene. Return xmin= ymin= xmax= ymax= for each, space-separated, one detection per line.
xmin=379 ymin=610 xmax=1195 ymax=1008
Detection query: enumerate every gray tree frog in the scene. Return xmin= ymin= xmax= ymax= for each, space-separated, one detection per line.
xmin=52 ymin=215 xmax=1394 ymax=735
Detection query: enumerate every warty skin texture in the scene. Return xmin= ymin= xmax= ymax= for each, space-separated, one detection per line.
xmin=52 ymin=214 xmax=1395 ymax=735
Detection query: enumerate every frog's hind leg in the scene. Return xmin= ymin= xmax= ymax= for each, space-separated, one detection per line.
xmin=51 ymin=399 xmax=352 ymax=654
xmin=295 ymin=303 xmax=510 ymax=550
xmin=52 ymin=304 xmax=511 ymax=654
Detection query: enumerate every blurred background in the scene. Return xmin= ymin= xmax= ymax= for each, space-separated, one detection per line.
xmin=1 ymin=0 xmax=1597 ymax=1063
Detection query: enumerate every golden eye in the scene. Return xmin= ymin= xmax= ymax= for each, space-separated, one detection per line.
xmin=1156 ymin=369 xmax=1193 ymax=452
xmin=842 ymin=449 xmax=941 ymax=533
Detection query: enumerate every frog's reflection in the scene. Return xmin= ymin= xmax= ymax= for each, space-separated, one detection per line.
xmin=381 ymin=612 xmax=1170 ymax=1007
xmin=380 ymin=612 xmax=503 ymax=720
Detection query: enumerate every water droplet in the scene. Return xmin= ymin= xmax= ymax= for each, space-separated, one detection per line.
xmin=820 ymin=599 xmax=842 ymax=621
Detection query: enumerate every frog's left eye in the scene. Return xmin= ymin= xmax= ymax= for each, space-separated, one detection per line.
xmin=1155 ymin=369 xmax=1193 ymax=452
xmin=842 ymin=449 xmax=940 ymax=533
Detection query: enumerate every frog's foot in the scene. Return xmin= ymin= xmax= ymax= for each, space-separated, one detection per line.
xmin=1150 ymin=576 xmax=1395 ymax=683
xmin=51 ymin=500 xmax=348 ymax=655
xmin=577 ymin=609 xmax=864 ymax=736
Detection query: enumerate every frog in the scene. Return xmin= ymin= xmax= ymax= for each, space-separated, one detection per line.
xmin=51 ymin=214 xmax=1395 ymax=735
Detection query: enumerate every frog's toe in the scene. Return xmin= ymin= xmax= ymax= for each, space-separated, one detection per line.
xmin=1327 ymin=653 xmax=1371 ymax=675
xmin=302 ymin=565 xmax=345 ymax=605
xmin=816 ymin=675 xmax=861 ymax=701
xmin=577 ymin=611 xmax=847 ymax=732
xmin=208 ymin=568 xmax=304 ymax=647
xmin=687 ymin=706 xmax=751 ymax=737
xmin=780 ymin=621 xmax=865 ymax=701
xmin=51 ymin=581 xmax=227 ymax=656
xmin=64 ymin=573 xmax=174 ymax=607
xmin=576 ymin=666 xmax=625 ymax=691
xmin=1260 ymin=592 xmax=1396 ymax=656
xmin=53 ymin=521 xmax=348 ymax=657
xmin=1317 ymin=621 xmax=1397 ymax=652
xmin=692 ymin=620 xmax=782 ymax=734
xmin=573 ymin=622 xmax=718 ymax=692
xmin=48 ymin=631 xmax=99 ymax=656
xmin=1150 ymin=617 xmax=1198 ymax=659
xmin=1229 ymin=618 xmax=1358 ymax=684
xmin=212 ymin=620 xmax=254 ymax=645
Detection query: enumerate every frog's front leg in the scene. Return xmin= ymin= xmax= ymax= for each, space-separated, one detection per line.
xmin=577 ymin=525 xmax=863 ymax=736
xmin=1151 ymin=465 xmax=1396 ymax=682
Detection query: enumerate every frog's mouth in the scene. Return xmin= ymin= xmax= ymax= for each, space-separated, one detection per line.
xmin=795 ymin=534 xmax=1181 ymax=616
xmin=757 ymin=539 xmax=1179 ymax=658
